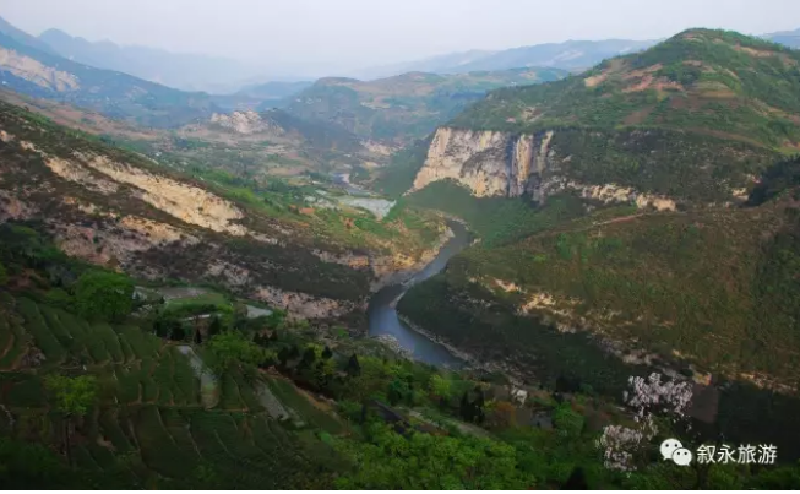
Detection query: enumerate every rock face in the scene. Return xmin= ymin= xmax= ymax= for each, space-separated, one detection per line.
xmin=411 ymin=126 xmax=679 ymax=209
xmin=412 ymin=127 xmax=555 ymax=198
xmin=0 ymin=47 xmax=80 ymax=91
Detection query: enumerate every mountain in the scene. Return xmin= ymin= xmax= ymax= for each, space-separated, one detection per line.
xmin=361 ymin=38 xmax=661 ymax=77
xmin=765 ymin=27 xmax=800 ymax=48
xmin=387 ymin=29 xmax=800 ymax=455
xmin=0 ymin=29 xmax=222 ymax=127
xmin=37 ymin=28 xmax=288 ymax=93
xmin=284 ymin=67 xmax=567 ymax=144
xmin=398 ymin=28 xmax=800 ymax=204
xmin=364 ymin=29 xmax=800 ymax=78
xmin=0 ymin=15 xmax=57 ymax=55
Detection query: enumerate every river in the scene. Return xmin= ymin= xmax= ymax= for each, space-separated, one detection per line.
xmin=367 ymin=221 xmax=471 ymax=367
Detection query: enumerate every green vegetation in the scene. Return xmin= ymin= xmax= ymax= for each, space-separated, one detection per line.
xmin=74 ymin=271 xmax=134 ymax=323
xmin=404 ymin=179 xmax=588 ymax=246
xmin=453 ymin=29 xmax=800 ymax=148
xmin=372 ymin=137 xmax=433 ymax=198
xmin=0 ymin=221 xmax=798 ymax=489
xmin=397 ymin=153 xmax=800 ymax=464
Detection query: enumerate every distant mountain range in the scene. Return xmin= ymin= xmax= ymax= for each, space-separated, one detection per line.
xmin=358 ymin=38 xmax=662 ymax=78
xmin=37 ymin=28 xmax=278 ymax=93
xmin=764 ymin=28 xmax=800 ymax=48
xmin=361 ymin=28 xmax=800 ymax=78
xmin=10 ymin=19 xmax=800 ymax=94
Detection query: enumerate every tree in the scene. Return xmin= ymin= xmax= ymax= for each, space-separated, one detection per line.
xmin=346 ymin=353 xmax=361 ymax=377
xmin=299 ymin=347 xmax=316 ymax=369
xmin=74 ymin=271 xmax=134 ymax=322
xmin=207 ymin=331 xmax=266 ymax=378
xmin=553 ymin=404 xmax=584 ymax=436
xmin=43 ymin=375 xmax=98 ymax=467
xmin=430 ymin=374 xmax=452 ymax=403
xmin=153 ymin=318 xmax=169 ymax=338
xmin=0 ymin=261 xmax=7 ymax=286
xmin=387 ymin=378 xmax=409 ymax=406
xmin=460 ymin=392 xmax=474 ymax=422
xmin=208 ymin=316 xmax=222 ymax=337
xmin=322 ymin=346 xmax=333 ymax=360
xmin=562 ymin=466 xmax=589 ymax=489
xmin=169 ymin=321 xmax=186 ymax=342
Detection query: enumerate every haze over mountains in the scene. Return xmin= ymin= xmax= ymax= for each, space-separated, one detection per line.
xmin=14 ymin=19 xmax=800 ymax=95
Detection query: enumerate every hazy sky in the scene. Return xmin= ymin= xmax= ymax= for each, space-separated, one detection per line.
xmin=3 ymin=0 xmax=799 ymax=73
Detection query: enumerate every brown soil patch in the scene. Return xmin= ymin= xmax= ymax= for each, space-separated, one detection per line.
xmin=735 ymin=44 xmax=776 ymax=58
xmin=622 ymin=74 xmax=654 ymax=93
xmin=702 ymin=90 xmax=737 ymax=99
xmin=623 ymin=106 xmax=655 ymax=125
xmin=583 ymin=74 xmax=606 ymax=88
xmin=623 ymin=64 xmax=664 ymax=79
xmin=782 ymin=141 xmax=800 ymax=150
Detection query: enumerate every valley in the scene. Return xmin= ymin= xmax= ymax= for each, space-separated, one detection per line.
xmin=1 ymin=11 xmax=800 ymax=490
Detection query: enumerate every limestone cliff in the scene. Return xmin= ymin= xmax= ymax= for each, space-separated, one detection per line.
xmin=411 ymin=127 xmax=554 ymax=198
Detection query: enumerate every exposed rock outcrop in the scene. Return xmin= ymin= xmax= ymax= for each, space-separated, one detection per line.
xmin=411 ymin=126 xmax=682 ymax=210
xmin=411 ymin=127 xmax=554 ymax=198
xmin=0 ymin=47 xmax=80 ymax=91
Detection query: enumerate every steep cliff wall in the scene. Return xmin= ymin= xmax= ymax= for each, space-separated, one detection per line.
xmin=411 ymin=127 xmax=553 ymax=198
xmin=410 ymin=126 xmax=757 ymax=208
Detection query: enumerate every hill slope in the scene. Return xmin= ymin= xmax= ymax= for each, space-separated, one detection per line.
xmin=398 ymin=29 xmax=799 ymax=206
xmin=392 ymin=30 xmax=800 ymax=457
xmin=0 ymin=98 xmax=451 ymax=318
xmin=284 ymin=68 xmax=567 ymax=144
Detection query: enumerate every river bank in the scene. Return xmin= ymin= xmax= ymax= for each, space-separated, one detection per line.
xmin=369 ymin=225 xmax=455 ymax=292
xmin=367 ymin=220 xmax=472 ymax=367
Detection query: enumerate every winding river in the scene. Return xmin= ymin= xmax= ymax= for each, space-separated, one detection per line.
xmin=367 ymin=221 xmax=471 ymax=367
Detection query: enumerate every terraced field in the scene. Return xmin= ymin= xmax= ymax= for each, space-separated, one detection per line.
xmin=0 ymin=294 xmax=342 ymax=488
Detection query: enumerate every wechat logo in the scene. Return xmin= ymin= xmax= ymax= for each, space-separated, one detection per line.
xmin=661 ymin=438 xmax=692 ymax=466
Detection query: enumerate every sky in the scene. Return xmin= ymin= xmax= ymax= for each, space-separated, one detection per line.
xmin=3 ymin=0 xmax=799 ymax=74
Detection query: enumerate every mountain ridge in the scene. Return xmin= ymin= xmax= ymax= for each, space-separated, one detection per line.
xmin=284 ymin=66 xmax=568 ymax=144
